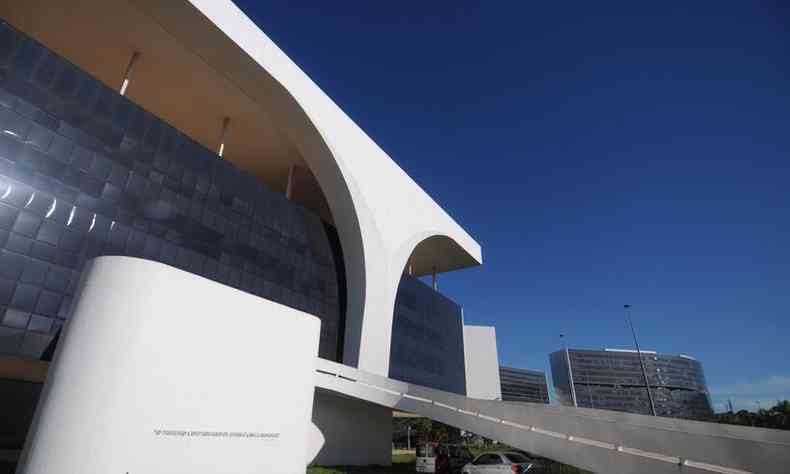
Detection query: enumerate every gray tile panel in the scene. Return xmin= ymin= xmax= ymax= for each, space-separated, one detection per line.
xmin=0 ymin=21 xmax=344 ymax=361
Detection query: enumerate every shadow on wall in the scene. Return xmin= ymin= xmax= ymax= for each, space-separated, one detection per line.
xmin=310 ymin=389 xmax=392 ymax=467
xmin=0 ymin=378 xmax=41 ymax=471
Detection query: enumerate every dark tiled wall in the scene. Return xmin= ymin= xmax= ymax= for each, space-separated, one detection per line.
xmin=567 ymin=350 xmax=709 ymax=392
xmin=499 ymin=366 xmax=550 ymax=404
xmin=550 ymin=350 xmax=713 ymax=419
xmin=573 ymin=384 xmax=714 ymax=419
xmin=389 ymin=274 xmax=466 ymax=395
xmin=0 ymin=21 xmax=344 ymax=360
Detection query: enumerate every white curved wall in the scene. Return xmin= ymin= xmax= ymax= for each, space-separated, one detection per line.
xmin=18 ymin=257 xmax=320 ymax=474
xmin=164 ymin=0 xmax=483 ymax=376
xmin=306 ymin=422 xmax=325 ymax=466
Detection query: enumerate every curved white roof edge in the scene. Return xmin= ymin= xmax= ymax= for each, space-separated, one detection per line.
xmin=184 ymin=0 xmax=481 ymax=262
xmin=136 ymin=0 xmax=483 ymax=376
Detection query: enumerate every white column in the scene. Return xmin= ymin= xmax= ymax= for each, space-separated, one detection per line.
xmin=218 ymin=117 xmax=230 ymax=157
xmin=566 ymin=347 xmax=578 ymax=408
xmin=119 ymin=51 xmax=140 ymax=96
xmin=285 ymin=165 xmax=295 ymax=200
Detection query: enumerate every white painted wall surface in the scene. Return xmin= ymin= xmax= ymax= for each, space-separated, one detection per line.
xmin=463 ymin=326 xmax=502 ymax=400
xmin=17 ymin=257 xmax=320 ymax=474
xmin=310 ymin=389 xmax=392 ymax=466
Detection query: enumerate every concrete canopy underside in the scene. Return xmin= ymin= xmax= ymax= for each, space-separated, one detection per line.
xmin=0 ymin=0 xmax=483 ymax=375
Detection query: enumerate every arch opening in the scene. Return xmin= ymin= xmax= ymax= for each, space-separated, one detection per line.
xmin=404 ymin=234 xmax=481 ymax=278
xmin=387 ymin=234 xmax=478 ymax=395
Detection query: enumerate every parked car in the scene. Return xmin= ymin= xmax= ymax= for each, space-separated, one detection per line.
xmin=461 ymin=451 xmax=543 ymax=473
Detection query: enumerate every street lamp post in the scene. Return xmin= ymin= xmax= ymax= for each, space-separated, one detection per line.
xmin=560 ymin=334 xmax=578 ymax=408
xmin=407 ymin=424 xmax=411 ymax=450
xmin=624 ymin=304 xmax=657 ymax=416
xmin=585 ymin=363 xmax=595 ymax=409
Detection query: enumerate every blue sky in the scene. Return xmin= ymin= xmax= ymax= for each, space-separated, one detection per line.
xmin=233 ymin=1 xmax=790 ymax=411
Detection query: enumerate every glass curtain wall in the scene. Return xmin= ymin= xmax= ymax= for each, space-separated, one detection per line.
xmin=0 ymin=21 xmax=345 ymax=361
xmin=389 ymin=274 xmax=466 ymax=395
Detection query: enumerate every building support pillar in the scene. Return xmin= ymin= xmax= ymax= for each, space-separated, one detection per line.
xmin=432 ymin=265 xmax=437 ymax=291
xmin=217 ymin=117 xmax=230 ymax=157
xmin=310 ymin=389 xmax=392 ymax=466
xmin=560 ymin=335 xmax=578 ymax=408
xmin=286 ymin=165 xmax=295 ymax=200
xmin=119 ymin=51 xmax=140 ymax=96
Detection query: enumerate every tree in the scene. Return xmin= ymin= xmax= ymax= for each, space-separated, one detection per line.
xmin=393 ymin=416 xmax=459 ymax=446
xmin=715 ymin=400 xmax=790 ymax=430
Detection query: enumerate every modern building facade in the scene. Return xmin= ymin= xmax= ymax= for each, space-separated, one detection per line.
xmin=499 ymin=366 xmax=550 ymax=404
xmin=389 ymin=274 xmax=467 ymax=394
xmin=550 ymin=348 xmax=713 ymax=420
xmin=0 ymin=4 xmax=787 ymax=474
xmin=0 ymin=1 xmax=497 ymax=468
xmin=0 ymin=23 xmax=345 ymax=361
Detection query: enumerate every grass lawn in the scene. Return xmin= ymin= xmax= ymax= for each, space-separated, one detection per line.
xmin=307 ymin=452 xmax=416 ymax=473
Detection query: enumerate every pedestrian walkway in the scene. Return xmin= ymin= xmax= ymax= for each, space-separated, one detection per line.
xmin=315 ymin=358 xmax=790 ymax=474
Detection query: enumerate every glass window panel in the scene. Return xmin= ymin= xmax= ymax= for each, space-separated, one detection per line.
xmin=0 ymin=24 xmax=346 ymax=361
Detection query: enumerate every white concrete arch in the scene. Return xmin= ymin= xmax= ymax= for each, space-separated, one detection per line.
xmin=3 ymin=0 xmax=483 ymax=372
xmin=1 ymin=0 xmax=373 ymax=370
xmin=231 ymin=68 xmax=372 ymax=371
xmin=397 ymin=233 xmax=483 ymax=278
xmin=10 ymin=0 xmax=486 ymax=376
xmin=113 ymin=0 xmax=373 ymax=371
xmin=372 ymin=231 xmax=482 ymax=379
xmin=167 ymin=0 xmax=483 ymax=376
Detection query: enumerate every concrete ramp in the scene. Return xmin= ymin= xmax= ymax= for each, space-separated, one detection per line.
xmin=315 ymin=358 xmax=790 ymax=474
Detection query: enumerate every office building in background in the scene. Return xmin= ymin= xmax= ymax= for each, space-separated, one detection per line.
xmin=549 ymin=348 xmax=713 ymax=420
xmin=499 ymin=365 xmax=550 ymax=404
xmin=1 ymin=3 xmax=784 ymax=474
